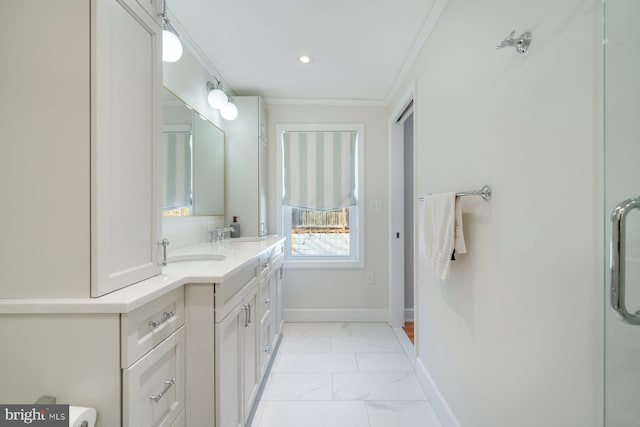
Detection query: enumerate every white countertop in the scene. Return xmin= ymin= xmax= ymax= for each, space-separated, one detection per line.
xmin=0 ymin=236 xmax=285 ymax=314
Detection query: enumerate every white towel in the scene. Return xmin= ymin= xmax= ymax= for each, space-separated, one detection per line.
xmin=454 ymin=197 xmax=467 ymax=256
xmin=420 ymin=193 xmax=466 ymax=280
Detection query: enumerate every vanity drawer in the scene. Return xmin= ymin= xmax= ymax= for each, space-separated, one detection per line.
xmin=121 ymin=288 xmax=185 ymax=367
xmin=259 ymin=251 xmax=272 ymax=275
xmin=123 ymin=326 xmax=186 ymax=427
xmin=273 ymin=243 xmax=284 ymax=260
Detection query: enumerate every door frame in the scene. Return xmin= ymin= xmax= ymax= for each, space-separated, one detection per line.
xmin=388 ymin=83 xmax=416 ymax=329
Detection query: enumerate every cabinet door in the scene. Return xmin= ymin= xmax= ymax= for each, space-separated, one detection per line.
xmin=259 ymin=321 xmax=272 ymax=380
xmin=269 ymin=267 xmax=279 ymax=348
xmin=92 ymin=0 xmax=162 ymax=296
xmin=243 ymin=285 xmax=260 ymax=422
xmin=259 ymin=269 xmax=278 ymax=379
xmin=215 ymin=303 xmax=244 ymax=427
xmin=276 ymin=265 xmax=284 ymax=333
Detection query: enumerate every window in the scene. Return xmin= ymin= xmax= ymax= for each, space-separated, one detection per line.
xmin=277 ymin=124 xmax=364 ymax=268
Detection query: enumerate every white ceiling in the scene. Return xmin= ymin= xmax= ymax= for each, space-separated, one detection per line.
xmin=169 ymin=0 xmax=440 ymax=104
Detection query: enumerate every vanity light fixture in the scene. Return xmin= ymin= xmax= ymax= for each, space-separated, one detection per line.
xmin=207 ymin=80 xmax=238 ymax=120
xmin=220 ymin=98 xmax=239 ymax=121
xmin=206 ymin=81 xmax=229 ymax=109
xmin=161 ymin=0 xmax=183 ymax=63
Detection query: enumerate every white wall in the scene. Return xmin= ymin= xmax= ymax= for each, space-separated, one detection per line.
xmin=268 ymin=104 xmax=390 ymax=321
xmin=390 ymin=0 xmax=604 ymax=425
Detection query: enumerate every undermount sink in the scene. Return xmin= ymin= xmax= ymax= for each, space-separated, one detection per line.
xmin=230 ymin=236 xmax=267 ymax=243
xmin=167 ymin=253 xmax=226 ymax=263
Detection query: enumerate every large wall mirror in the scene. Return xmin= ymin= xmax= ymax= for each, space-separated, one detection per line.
xmin=162 ymin=88 xmax=225 ymax=216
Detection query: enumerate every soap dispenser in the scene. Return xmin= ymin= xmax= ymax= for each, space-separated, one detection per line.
xmin=230 ymin=216 xmax=240 ymax=238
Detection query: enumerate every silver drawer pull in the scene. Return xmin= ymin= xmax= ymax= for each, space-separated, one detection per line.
xmin=149 ymin=310 xmax=176 ymax=329
xmin=149 ymin=378 xmax=176 ymax=403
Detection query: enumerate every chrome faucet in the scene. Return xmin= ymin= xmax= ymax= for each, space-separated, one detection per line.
xmin=209 ymin=226 xmax=235 ymax=243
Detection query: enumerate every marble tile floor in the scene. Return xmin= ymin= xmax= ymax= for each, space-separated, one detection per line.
xmin=250 ymin=322 xmax=443 ymax=427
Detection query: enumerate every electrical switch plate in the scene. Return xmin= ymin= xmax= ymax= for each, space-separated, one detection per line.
xmin=369 ymin=199 xmax=383 ymax=213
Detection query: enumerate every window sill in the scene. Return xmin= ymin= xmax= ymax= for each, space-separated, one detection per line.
xmin=284 ymin=258 xmax=364 ymax=270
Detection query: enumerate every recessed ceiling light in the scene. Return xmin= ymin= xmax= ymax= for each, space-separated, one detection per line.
xmin=299 ymin=55 xmax=312 ymax=64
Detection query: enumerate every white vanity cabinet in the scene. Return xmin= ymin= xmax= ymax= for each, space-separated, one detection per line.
xmin=0 ymin=288 xmax=186 ymax=427
xmin=122 ymin=327 xmax=186 ymax=427
xmin=121 ymin=288 xmax=186 ymax=427
xmin=1 ymin=0 xmax=162 ymax=298
xmin=92 ymin=0 xmax=163 ymax=297
xmin=184 ymin=241 xmax=284 ymax=427
xmin=258 ymin=244 xmax=284 ymax=380
xmin=184 ymin=260 xmax=260 ymax=427
xmin=225 ymin=96 xmax=269 ymax=237
xmin=216 ymin=283 xmax=260 ymax=427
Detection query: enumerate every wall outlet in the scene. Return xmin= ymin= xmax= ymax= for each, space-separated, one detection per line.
xmin=365 ymin=272 xmax=375 ymax=285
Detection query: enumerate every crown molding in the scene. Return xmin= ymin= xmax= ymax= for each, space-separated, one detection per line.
xmin=265 ymin=97 xmax=387 ymax=107
xmin=384 ymin=0 xmax=449 ymax=105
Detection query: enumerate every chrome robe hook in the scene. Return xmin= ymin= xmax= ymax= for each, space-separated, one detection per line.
xmin=496 ymin=30 xmax=532 ymax=54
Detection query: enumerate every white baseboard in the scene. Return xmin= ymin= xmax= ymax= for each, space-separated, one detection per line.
xmin=284 ymin=308 xmax=388 ymax=322
xmin=392 ymin=327 xmax=416 ymax=368
xmin=405 ymin=308 xmax=415 ymax=322
xmin=415 ymin=358 xmax=461 ymax=427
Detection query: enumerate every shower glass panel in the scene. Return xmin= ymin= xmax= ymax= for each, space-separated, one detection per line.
xmin=605 ymin=0 xmax=640 ymax=425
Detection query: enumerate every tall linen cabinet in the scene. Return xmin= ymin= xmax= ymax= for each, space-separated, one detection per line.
xmin=0 ymin=0 xmax=162 ymax=298
xmin=224 ymin=96 xmax=269 ymax=237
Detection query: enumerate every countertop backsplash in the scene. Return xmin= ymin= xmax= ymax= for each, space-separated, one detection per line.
xmin=162 ymin=215 xmax=225 ymax=251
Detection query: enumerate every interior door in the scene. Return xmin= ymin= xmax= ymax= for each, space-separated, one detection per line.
xmin=605 ymin=0 xmax=640 ymax=425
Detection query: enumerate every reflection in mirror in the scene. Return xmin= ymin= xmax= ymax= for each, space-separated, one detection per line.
xmin=162 ymin=88 xmax=225 ymax=216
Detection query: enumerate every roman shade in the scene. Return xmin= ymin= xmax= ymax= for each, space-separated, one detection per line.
xmin=282 ymin=131 xmax=357 ymax=210
xmin=163 ymin=131 xmax=192 ymax=209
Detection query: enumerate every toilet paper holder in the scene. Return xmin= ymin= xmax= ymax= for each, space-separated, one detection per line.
xmin=35 ymin=395 xmax=56 ymax=404
xmin=34 ymin=397 xmax=92 ymax=427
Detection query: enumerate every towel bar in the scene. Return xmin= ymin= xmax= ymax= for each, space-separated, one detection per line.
xmin=418 ymin=185 xmax=492 ymax=201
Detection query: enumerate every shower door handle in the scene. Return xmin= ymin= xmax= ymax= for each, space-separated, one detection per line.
xmin=610 ymin=197 xmax=640 ymax=325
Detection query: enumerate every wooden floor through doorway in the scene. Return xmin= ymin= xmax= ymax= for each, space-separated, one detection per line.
xmin=402 ymin=322 xmax=414 ymax=344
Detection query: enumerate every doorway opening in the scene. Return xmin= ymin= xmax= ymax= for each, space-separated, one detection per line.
xmin=401 ymin=111 xmax=414 ymax=344
xmin=389 ymin=85 xmax=416 ymax=352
